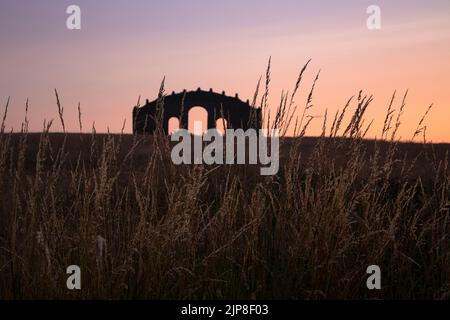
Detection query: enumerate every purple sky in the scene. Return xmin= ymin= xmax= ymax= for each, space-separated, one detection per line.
xmin=1 ymin=0 xmax=450 ymax=140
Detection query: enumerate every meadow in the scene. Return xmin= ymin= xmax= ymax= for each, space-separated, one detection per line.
xmin=0 ymin=63 xmax=449 ymax=299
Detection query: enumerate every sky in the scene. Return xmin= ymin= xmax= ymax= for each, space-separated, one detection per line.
xmin=0 ymin=0 xmax=449 ymax=141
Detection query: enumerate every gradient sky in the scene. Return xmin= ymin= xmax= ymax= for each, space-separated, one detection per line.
xmin=1 ymin=0 xmax=449 ymax=141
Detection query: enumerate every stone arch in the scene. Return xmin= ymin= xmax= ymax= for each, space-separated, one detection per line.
xmin=133 ymin=89 xmax=262 ymax=134
xmin=168 ymin=117 xmax=180 ymax=135
xmin=216 ymin=117 xmax=228 ymax=135
xmin=188 ymin=106 xmax=208 ymax=135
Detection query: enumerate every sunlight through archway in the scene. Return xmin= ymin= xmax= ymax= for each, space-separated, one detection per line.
xmin=216 ymin=118 xmax=228 ymax=135
xmin=168 ymin=117 xmax=180 ymax=135
xmin=188 ymin=106 xmax=208 ymax=135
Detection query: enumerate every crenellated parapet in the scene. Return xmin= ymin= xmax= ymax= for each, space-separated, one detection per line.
xmin=133 ymin=88 xmax=262 ymax=134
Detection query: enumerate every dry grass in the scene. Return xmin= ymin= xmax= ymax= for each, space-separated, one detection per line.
xmin=0 ymin=62 xmax=449 ymax=300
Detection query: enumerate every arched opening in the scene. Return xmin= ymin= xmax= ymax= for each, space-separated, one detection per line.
xmin=216 ymin=118 xmax=228 ymax=135
xmin=188 ymin=106 xmax=208 ymax=135
xmin=168 ymin=117 xmax=180 ymax=135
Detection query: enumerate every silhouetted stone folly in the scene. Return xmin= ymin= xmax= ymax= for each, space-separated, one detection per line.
xmin=132 ymin=88 xmax=262 ymax=134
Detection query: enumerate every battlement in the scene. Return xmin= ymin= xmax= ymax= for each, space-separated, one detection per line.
xmin=133 ymin=89 xmax=261 ymax=134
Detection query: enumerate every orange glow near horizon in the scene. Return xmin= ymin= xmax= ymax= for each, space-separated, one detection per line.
xmin=0 ymin=1 xmax=449 ymax=142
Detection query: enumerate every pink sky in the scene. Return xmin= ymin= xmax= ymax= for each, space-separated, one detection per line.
xmin=1 ymin=1 xmax=449 ymax=141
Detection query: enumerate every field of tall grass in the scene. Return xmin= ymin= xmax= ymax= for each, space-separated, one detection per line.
xmin=0 ymin=61 xmax=449 ymax=299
